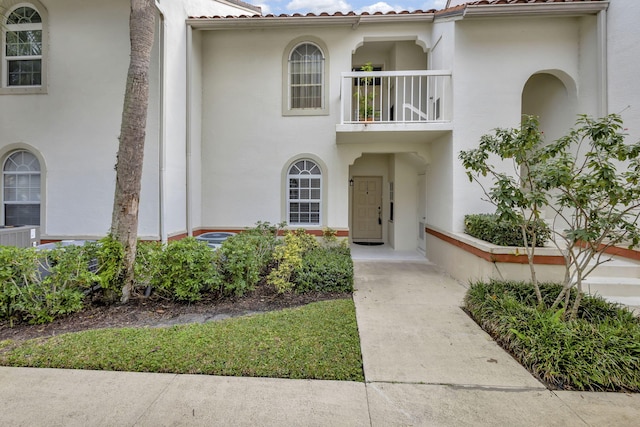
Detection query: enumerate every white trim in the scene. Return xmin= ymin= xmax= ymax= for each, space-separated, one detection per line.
xmin=462 ymin=2 xmax=609 ymax=19
xmin=282 ymin=36 xmax=330 ymax=117
xmin=597 ymin=9 xmax=608 ymax=116
xmin=286 ymin=159 xmax=323 ymax=226
xmin=0 ymin=1 xmax=48 ymax=94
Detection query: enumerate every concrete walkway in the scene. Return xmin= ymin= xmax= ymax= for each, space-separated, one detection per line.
xmin=1 ymin=260 xmax=639 ymax=426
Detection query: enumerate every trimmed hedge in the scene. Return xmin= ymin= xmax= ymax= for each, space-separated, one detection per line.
xmin=464 ymin=213 xmax=550 ymax=247
xmin=465 ymin=280 xmax=640 ymax=392
xmin=294 ymin=246 xmax=354 ymax=293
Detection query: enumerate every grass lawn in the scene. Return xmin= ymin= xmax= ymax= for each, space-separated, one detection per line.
xmin=0 ymin=299 xmax=364 ymax=382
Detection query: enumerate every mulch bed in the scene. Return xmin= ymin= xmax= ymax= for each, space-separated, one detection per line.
xmin=0 ymin=284 xmax=350 ymax=342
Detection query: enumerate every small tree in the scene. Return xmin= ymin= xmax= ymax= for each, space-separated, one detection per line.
xmin=537 ymin=114 xmax=640 ymax=318
xmin=459 ymin=116 xmax=550 ymax=305
xmin=461 ymin=114 xmax=640 ymax=319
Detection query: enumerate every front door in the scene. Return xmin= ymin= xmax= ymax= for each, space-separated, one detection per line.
xmin=352 ymin=176 xmax=382 ymax=241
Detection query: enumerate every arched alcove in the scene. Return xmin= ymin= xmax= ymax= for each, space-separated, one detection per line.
xmin=521 ymin=71 xmax=577 ymax=143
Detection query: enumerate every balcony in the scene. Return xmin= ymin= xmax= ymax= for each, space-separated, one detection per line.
xmin=336 ymin=70 xmax=453 ymax=144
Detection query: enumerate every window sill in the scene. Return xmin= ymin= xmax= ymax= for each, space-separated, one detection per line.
xmin=0 ymin=86 xmax=47 ymax=95
xmin=282 ymin=108 xmax=329 ymax=117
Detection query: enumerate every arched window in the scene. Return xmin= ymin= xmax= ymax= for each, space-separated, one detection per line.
xmin=288 ymin=43 xmax=324 ymax=110
xmin=3 ymin=150 xmax=41 ymax=225
xmin=2 ymin=2 xmax=47 ymax=91
xmin=287 ymin=159 xmax=322 ymax=225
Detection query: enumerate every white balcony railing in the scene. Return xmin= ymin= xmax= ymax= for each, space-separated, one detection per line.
xmin=340 ymin=70 xmax=452 ymax=125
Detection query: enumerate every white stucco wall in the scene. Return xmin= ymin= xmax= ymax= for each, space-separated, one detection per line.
xmin=157 ymin=0 xmax=258 ymax=239
xmin=0 ymin=0 xmax=262 ymax=240
xmin=198 ymin=21 xmax=435 ymax=232
xmin=0 ymin=0 xmax=151 ymax=239
xmin=449 ymin=16 xmax=596 ymax=232
xmin=608 ymin=0 xmax=640 ymax=142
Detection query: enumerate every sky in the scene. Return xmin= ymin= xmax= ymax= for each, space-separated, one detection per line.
xmin=254 ymin=0 xmax=449 ymax=16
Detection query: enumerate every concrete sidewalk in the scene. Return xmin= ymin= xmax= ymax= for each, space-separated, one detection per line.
xmin=0 ymin=260 xmax=639 ymax=426
xmin=353 ymin=261 xmax=640 ymax=426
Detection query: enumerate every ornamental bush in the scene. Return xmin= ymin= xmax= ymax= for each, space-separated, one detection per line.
xmin=464 ymin=280 xmax=640 ymax=392
xmin=267 ymin=229 xmax=319 ymax=293
xmin=294 ymin=246 xmax=353 ymax=293
xmin=464 ymin=213 xmax=550 ymax=247
xmin=217 ymin=222 xmax=282 ymax=297
xmin=154 ymin=238 xmax=220 ymax=302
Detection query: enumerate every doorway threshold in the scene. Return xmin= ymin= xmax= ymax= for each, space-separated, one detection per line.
xmin=349 ymin=243 xmax=428 ymax=262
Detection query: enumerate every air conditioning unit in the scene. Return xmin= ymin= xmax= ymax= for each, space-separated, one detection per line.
xmin=0 ymin=225 xmax=40 ymax=248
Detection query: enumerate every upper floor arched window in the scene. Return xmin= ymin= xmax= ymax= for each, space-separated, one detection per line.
xmin=1 ymin=2 xmax=47 ymax=93
xmin=282 ymin=38 xmax=329 ymax=116
xmin=289 ymin=43 xmax=324 ymax=109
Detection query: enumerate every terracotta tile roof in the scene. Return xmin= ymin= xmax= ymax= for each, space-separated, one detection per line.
xmin=189 ymin=10 xmax=436 ymax=20
xmin=188 ymin=0 xmax=606 ymax=21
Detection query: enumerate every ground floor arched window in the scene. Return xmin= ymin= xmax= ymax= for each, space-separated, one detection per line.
xmin=287 ymin=159 xmax=322 ymax=225
xmin=2 ymin=150 xmax=41 ymax=225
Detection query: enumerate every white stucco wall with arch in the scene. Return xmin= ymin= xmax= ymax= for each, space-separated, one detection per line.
xmin=447 ymin=16 xmax=597 ymax=232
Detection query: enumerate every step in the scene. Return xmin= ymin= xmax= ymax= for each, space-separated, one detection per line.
xmin=582 ymin=276 xmax=640 ymax=297
xmin=584 ymin=256 xmax=640 ymax=279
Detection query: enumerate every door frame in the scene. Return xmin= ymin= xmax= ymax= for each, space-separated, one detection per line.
xmin=351 ymin=175 xmax=383 ymax=242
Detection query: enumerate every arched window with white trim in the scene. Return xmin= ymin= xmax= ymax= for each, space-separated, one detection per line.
xmin=3 ymin=150 xmax=41 ymax=225
xmin=1 ymin=1 xmax=47 ymax=93
xmin=287 ymin=159 xmax=322 ymax=225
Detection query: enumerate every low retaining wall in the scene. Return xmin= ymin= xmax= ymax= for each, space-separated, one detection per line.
xmin=426 ymin=226 xmax=566 ymax=284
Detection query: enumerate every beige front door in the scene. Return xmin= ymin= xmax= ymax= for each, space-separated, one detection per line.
xmin=352 ymin=176 xmax=382 ymax=241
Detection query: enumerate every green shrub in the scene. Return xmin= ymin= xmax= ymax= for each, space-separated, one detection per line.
xmin=465 ymin=280 xmax=640 ymax=392
xmin=464 ymin=213 xmax=550 ymax=247
xmin=0 ymin=245 xmax=87 ymax=325
xmin=294 ymin=246 xmax=354 ymax=293
xmin=267 ymin=229 xmax=319 ymax=293
xmin=217 ymin=222 xmax=282 ymax=297
xmin=134 ymin=241 xmax=164 ymax=291
xmin=88 ymin=236 xmax=124 ymax=298
xmin=42 ymin=238 xmax=124 ymax=302
xmin=155 ymin=238 xmax=220 ymax=302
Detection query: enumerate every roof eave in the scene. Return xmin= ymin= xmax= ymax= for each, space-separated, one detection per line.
xmin=187 ymin=12 xmax=434 ymax=30
xmin=462 ymin=2 xmax=609 ymax=19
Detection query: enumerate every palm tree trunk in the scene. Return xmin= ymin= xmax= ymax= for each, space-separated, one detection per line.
xmin=111 ymin=0 xmax=156 ymax=304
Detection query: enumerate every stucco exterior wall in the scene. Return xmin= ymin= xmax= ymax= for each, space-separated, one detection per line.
xmin=0 ymin=0 xmax=260 ymax=240
xmin=158 ymin=0 xmax=259 ymax=239
xmin=449 ymin=17 xmax=595 ymax=232
xmin=198 ymin=22 xmax=434 ymax=231
xmin=608 ymin=0 xmax=640 ymax=142
xmin=0 ymin=0 xmax=147 ymax=239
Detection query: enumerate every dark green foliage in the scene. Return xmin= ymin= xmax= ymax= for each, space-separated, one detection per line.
xmin=464 ymin=213 xmax=550 ymax=247
xmin=0 ymin=238 xmax=124 ymax=325
xmin=1 ymin=222 xmax=355 ymax=325
xmin=465 ymin=280 xmax=640 ymax=392
xmin=137 ymin=238 xmax=220 ymax=302
xmin=294 ymin=246 xmax=354 ymax=293
xmin=134 ymin=241 xmax=164 ymax=291
xmin=216 ymin=222 xmax=281 ymax=297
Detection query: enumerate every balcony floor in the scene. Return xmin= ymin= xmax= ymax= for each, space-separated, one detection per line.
xmin=335 ymin=121 xmax=452 ymax=144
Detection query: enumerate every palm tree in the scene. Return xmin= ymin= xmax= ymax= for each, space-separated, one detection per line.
xmin=111 ymin=0 xmax=156 ymax=303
